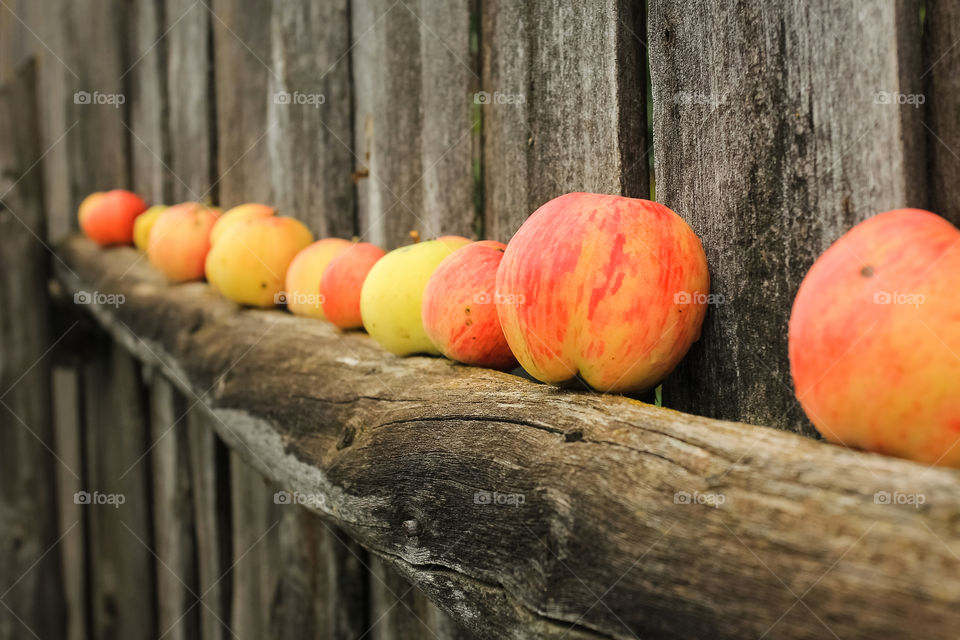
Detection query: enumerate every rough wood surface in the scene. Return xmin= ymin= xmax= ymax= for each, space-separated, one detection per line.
xmin=923 ymin=0 xmax=960 ymax=226
xmin=352 ymin=0 xmax=478 ymax=247
xmin=649 ymin=0 xmax=927 ymax=433
xmin=481 ymin=0 xmax=649 ymax=242
xmin=267 ymin=0 xmax=355 ymax=238
xmin=55 ymin=236 xmax=960 ymax=639
xmin=129 ymin=0 xmax=170 ymax=203
xmin=0 ymin=60 xmax=66 ymax=640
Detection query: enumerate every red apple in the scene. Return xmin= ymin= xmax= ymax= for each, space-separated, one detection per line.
xmin=320 ymin=242 xmax=386 ymax=329
xmin=422 ymin=241 xmax=518 ymax=370
xmin=78 ymin=189 xmax=148 ymax=246
xmin=147 ymin=203 xmax=219 ymax=281
xmin=789 ymin=208 xmax=960 ymax=467
xmin=496 ymin=192 xmax=709 ymax=393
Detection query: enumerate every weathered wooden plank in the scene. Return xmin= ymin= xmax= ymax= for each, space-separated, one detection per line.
xmin=167 ymin=0 xmax=214 ymax=203
xmin=129 ymin=0 xmax=170 ymax=203
xmin=185 ymin=409 xmax=232 ymax=640
xmin=211 ymin=0 xmax=272 ymax=206
xmin=55 ymin=237 xmax=960 ymax=639
xmin=649 ymin=0 xmax=927 ymax=433
xmin=923 ymin=0 xmax=960 ymax=226
xmin=51 ymin=364 xmax=87 ymax=640
xmin=82 ymin=341 xmax=157 ymax=640
xmin=228 ymin=453 xmax=280 ymax=639
xmin=353 ymin=0 xmax=478 ymax=247
xmin=481 ymin=0 xmax=649 ymax=242
xmin=267 ymin=0 xmax=355 ymax=238
xmin=148 ymin=375 xmax=198 ymax=640
xmin=0 ymin=59 xmax=66 ymax=640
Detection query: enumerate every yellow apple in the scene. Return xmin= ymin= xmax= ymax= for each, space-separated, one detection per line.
xmin=284 ymin=238 xmax=353 ymax=318
xmin=210 ymin=203 xmax=276 ymax=245
xmin=133 ymin=205 xmax=168 ymax=252
xmin=360 ymin=236 xmax=470 ymax=355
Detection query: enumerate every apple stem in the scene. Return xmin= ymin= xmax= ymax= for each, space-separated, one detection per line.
xmin=409 ymin=230 xmax=420 ymax=244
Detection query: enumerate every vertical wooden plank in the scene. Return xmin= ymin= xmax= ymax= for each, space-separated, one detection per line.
xmin=149 ymin=377 xmax=198 ymax=640
xmin=129 ymin=0 xmax=170 ymax=203
xmin=481 ymin=0 xmax=649 ymax=242
xmin=267 ymin=0 xmax=355 ymax=238
xmin=167 ymin=0 xmax=214 ymax=203
xmin=52 ymin=365 xmax=88 ymax=640
xmin=186 ymin=409 xmax=232 ymax=640
xmin=649 ymin=1 xmax=926 ymax=433
xmin=82 ymin=342 xmax=157 ymax=640
xmin=923 ymin=0 xmax=960 ymax=226
xmin=211 ymin=0 xmax=272 ymax=206
xmin=0 ymin=59 xmax=67 ymax=640
xmin=228 ymin=453 xmax=280 ymax=639
xmin=353 ymin=0 xmax=478 ymax=247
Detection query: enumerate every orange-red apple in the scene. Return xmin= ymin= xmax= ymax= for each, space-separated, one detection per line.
xmin=147 ymin=203 xmax=219 ymax=281
xmin=789 ymin=208 xmax=960 ymax=467
xmin=496 ymin=193 xmax=709 ymax=393
xmin=205 ymin=216 xmax=313 ymax=307
xmin=283 ymin=238 xmax=353 ymax=318
xmin=320 ymin=242 xmax=386 ymax=329
xmin=78 ymin=189 xmax=148 ymax=246
xmin=422 ymin=241 xmax=518 ymax=370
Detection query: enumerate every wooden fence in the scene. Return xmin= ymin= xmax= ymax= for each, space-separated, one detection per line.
xmin=1 ymin=1 xmax=959 ymax=638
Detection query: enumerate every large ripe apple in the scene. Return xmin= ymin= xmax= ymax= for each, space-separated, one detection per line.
xmin=360 ymin=236 xmax=471 ymax=355
xmin=78 ymin=189 xmax=148 ymax=246
xmin=496 ymin=193 xmax=709 ymax=393
xmin=320 ymin=242 xmax=386 ymax=329
xmin=422 ymin=241 xmax=519 ymax=371
xmin=147 ymin=203 xmax=219 ymax=282
xmin=284 ymin=238 xmax=353 ymax=318
xmin=205 ymin=216 xmax=314 ymax=307
xmin=210 ymin=203 xmax=276 ymax=244
xmin=789 ymin=208 xmax=960 ymax=467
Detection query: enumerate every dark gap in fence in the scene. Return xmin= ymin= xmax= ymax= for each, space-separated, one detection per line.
xmin=205 ymin=6 xmax=219 ymax=207
xmin=346 ymin=0 xmax=359 ymax=238
xmin=470 ymin=0 xmax=485 ymax=240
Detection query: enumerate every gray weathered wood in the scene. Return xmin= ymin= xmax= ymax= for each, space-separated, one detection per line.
xmin=55 ymin=236 xmax=960 ymax=639
xmin=129 ymin=0 xmax=170 ymax=203
xmin=923 ymin=0 xmax=960 ymax=226
xmin=649 ymin=0 xmax=927 ymax=433
xmin=186 ymin=408 xmax=232 ymax=640
xmin=267 ymin=0 xmax=355 ymax=238
xmin=211 ymin=0 xmax=272 ymax=206
xmin=82 ymin=342 xmax=157 ymax=640
xmin=167 ymin=0 xmax=214 ymax=203
xmin=0 ymin=59 xmax=66 ymax=640
xmin=149 ymin=375 xmax=198 ymax=640
xmin=352 ymin=0 xmax=478 ymax=247
xmin=481 ymin=0 xmax=649 ymax=242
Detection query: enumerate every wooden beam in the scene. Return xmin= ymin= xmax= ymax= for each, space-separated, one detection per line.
xmin=55 ymin=236 xmax=960 ymax=639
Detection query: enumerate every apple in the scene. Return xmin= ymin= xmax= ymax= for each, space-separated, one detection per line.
xmin=78 ymin=189 xmax=148 ymax=246
xmin=496 ymin=192 xmax=709 ymax=393
xmin=205 ymin=216 xmax=314 ymax=307
xmin=133 ymin=205 xmax=168 ymax=252
xmin=360 ymin=236 xmax=471 ymax=355
xmin=789 ymin=208 xmax=960 ymax=467
xmin=210 ymin=203 xmax=276 ymax=245
xmin=147 ymin=203 xmax=219 ymax=282
xmin=320 ymin=242 xmax=386 ymax=329
xmin=422 ymin=241 xmax=518 ymax=370
xmin=283 ymin=238 xmax=353 ymax=318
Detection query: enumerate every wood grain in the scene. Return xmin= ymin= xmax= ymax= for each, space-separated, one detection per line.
xmin=129 ymin=0 xmax=170 ymax=203
xmin=649 ymin=0 xmax=927 ymax=433
xmin=481 ymin=0 xmax=649 ymax=242
xmin=55 ymin=236 xmax=960 ymax=639
xmin=923 ymin=0 xmax=960 ymax=226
